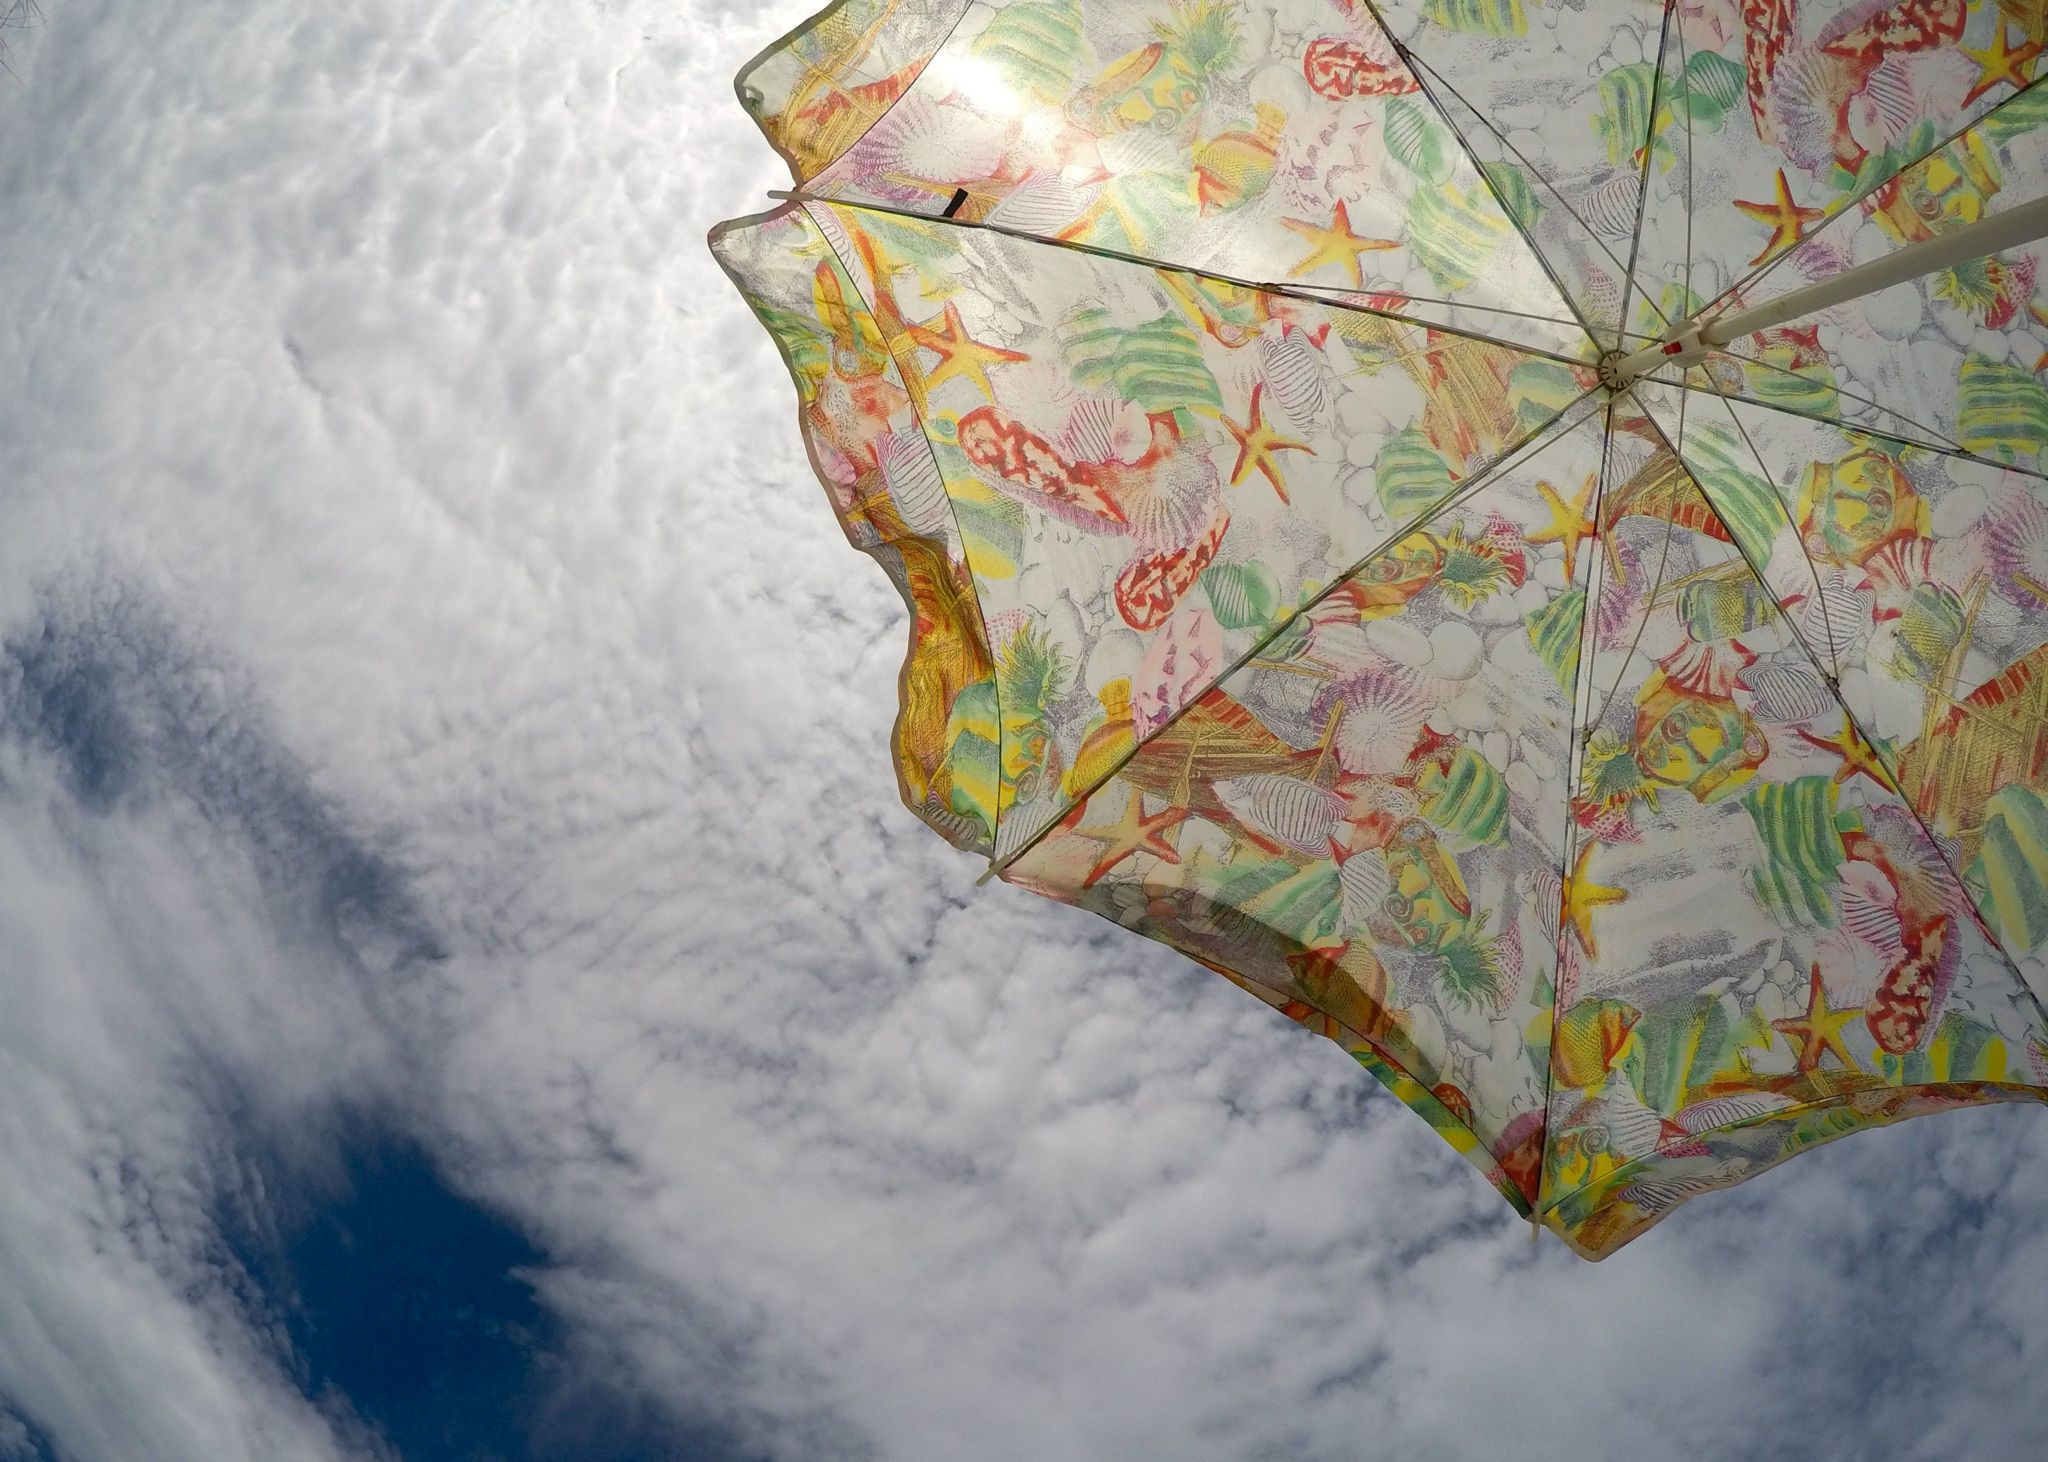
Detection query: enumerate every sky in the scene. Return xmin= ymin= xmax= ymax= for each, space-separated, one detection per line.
xmin=0 ymin=2 xmax=2046 ymax=1459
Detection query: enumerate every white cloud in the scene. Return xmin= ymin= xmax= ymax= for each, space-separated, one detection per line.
xmin=0 ymin=2 xmax=2044 ymax=1460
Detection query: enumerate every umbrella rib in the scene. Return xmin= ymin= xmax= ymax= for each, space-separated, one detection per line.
xmin=1631 ymin=408 xmax=2048 ymax=1022
xmin=1698 ymin=76 xmax=2046 ymax=325
xmin=1541 ymin=1080 xmax=2048 ymax=1245
xmin=1538 ymin=397 xmax=1623 ymax=1224
xmin=1612 ymin=0 xmax=1680 ymax=354
xmin=978 ymin=386 xmax=1610 ymax=883
xmin=777 ymin=191 xmax=1592 ymax=363
xmin=741 ymin=0 xmax=977 ymax=188
xmin=1587 ymin=386 xmax=1689 ymax=733
xmin=797 ymin=199 xmax=1010 ymax=844
xmin=1684 ymin=373 xmax=1845 ymax=678
xmin=1280 ymin=281 xmax=1589 ymax=337
xmin=1665 ymin=354 xmax=2048 ymax=484
xmin=1374 ymin=35 xmax=1623 ymax=346
xmin=1679 ymin=344 xmax=1982 ymax=458
xmin=1677 ymin=17 xmax=1696 ymax=327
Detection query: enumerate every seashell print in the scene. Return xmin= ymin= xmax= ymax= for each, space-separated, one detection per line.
xmin=1673 ymin=1091 xmax=1797 ymax=1134
xmin=1844 ymin=54 xmax=1920 ymax=154
xmin=848 ymin=93 xmax=1005 ymax=201
xmin=1838 ymin=866 xmax=1905 ymax=954
xmin=1562 ymin=1089 xmax=1664 ymax=1162
xmin=1258 ymin=326 xmax=1333 ymax=431
xmin=1058 ymin=394 xmax=1145 ymax=464
xmin=1595 ymin=537 xmax=1648 ymax=648
xmin=1530 ymin=864 xmax=1564 ymax=937
xmin=986 ymin=173 xmax=1099 ymax=235
xmin=1762 ymin=47 xmax=1853 ymax=174
xmin=1323 ymin=667 xmax=1435 ymax=775
xmin=1616 ymin=1174 xmax=1737 ymax=1215
xmin=1116 ymin=441 xmax=1224 ymax=552
xmin=1576 ymin=169 xmax=1643 ymax=241
xmin=878 ymin=428 xmax=955 ymax=537
xmin=1096 ymin=126 xmax=1180 ymax=181
xmin=1214 ymin=773 xmax=1343 ymax=854
xmin=1339 ymin=849 xmax=1393 ymax=929
xmin=1739 ymin=660 xmax=1836 ymax=723
xmin=1984 ymin=490 xmax=2048 ymax=602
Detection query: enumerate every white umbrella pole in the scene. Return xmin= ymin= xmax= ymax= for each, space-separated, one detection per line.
xmin=1609 ymin=192 xmax=2048 ymax=384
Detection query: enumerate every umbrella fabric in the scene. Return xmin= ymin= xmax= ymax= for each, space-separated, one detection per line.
xmin=711 ymin=0 xmax=2048 ymax=1258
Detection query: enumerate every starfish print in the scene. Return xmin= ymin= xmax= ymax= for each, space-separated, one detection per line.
xmin=1286 ymin=940 xmax=1354 ymax=989
xmin=1081 ymin=790 xmax=1192 ymax=888
xmin=1222 ymin=383 xmax=1313 ymax=503
xmin=1732 ymin=169 xmax=1825 ymax=267
xmin=1281 ymin=200 xmax=1398 ymax=288
xmin=1529 ymin=471 xmax=1599 ymax=582
xmin=1772 ymin=964 xmax=1862 ymax=1075
xmin=903 ymin=300 xmax=1028 ymax=401
xmin=1962 ymin=24 xmax=2041 ymax=106
xmin=1562 ymin=842 xmax=1626 ymax=959
xmin=1796 ymin=714 xmax=1894 ymax=792
xmin=1763 ymin=323 xmax=1827 ymax=370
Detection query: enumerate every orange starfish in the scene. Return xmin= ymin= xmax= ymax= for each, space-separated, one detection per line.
xmin=1222 ymin=383 xmax=1313 ymax=503
xmin=1796 ymin=714 xmax=1894 ymax=792
xmin=1772 ymin=964 xmax=1862 ymax=1075
xmin=1961 ymin=24 xmax=2041 ymax=106
xmin=1562 ymin=842 xmax=1626 ymax=959
xmin=1281 ymin=200 xmax=1399 ymax=288
xmin=903 ymin=300 xmax=1028 ymax=401
xmin=1529 ymin=471 xmax=1599 ymax=582
xmin=1732 ymin=169 xmax=1825 ymax=266
xmin=1081 ymin=791 xmax=1192 ymax=887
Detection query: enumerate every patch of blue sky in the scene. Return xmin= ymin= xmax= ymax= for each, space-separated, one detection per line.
xmin=227 ymin=1132 xmax=762 ymax=1462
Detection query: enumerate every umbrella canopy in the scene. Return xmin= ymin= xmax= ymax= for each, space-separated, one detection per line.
xmin=710 ymin=0 xmax=2048 ymax=1258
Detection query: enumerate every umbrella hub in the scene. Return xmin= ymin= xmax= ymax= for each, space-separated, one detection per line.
xmin=1601 ymin=322 xmax=1709 ymax=391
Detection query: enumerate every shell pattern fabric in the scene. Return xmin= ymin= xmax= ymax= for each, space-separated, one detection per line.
xmin=711 ymin=0 xmax=2048 ymax=1258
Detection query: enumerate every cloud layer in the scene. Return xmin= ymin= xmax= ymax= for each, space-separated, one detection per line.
xmin=0 ymin=2 xmax=2045 ymax=1459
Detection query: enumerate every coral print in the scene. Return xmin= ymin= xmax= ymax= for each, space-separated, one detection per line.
xmin=714 ymin=0 xmax=2048 ymax=1257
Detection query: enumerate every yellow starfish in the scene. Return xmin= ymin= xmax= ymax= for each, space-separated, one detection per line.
xmin=1222 ymin=383 xmax=1313 ymax=503
xmin=1081 ymin=791 xmax=1192 ymax=888
xmin=1563 ymin=842 xmax=1626 ymax=959
xmin=1732 ymin=169 xmax=1825 ymax=267
xmin=1281 ymin=200 xmax=1398 ymax=289
xmin=1962 ymin=24 xmax=2040 ymax=106
xmin=903 ymin=300 xmax=1028 ymax=401
xmin=1529 ymin=471 xmax=1599 ymax=582
xmin=1772 ymin=964 xmax=1862 ymax=1075
xmin=1796 ymin=714 xmax=1894 ymax=793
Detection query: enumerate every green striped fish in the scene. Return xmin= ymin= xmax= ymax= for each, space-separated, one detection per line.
xmin=1742 ymin=776 xmax=1847 ymax=927
xmin=1527 ymin=589 xmax=1586 ymax=695
xmin=1420 ymin=746 xmax=1510 ymax=846
xmin=1421 ymin=0 xmax=1527 ymax=37
xmin=1685 ymin=425 xmax=1792 ymax=571
xmin=1374 ymin=427 xmax=1457 ymax=521
xmin=1958 ymin=353 xmax=2048 ymax=466
xmin=1406 ymin=184 xmax=1509 ymax=291
xmin=971 ymin=0 xmax=1087 ymax=104
xmin=1969 ymin=784 xmax=2048 ymax=951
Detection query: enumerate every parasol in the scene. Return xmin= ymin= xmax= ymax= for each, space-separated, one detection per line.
xmin=710 ymin=0 xmax=2048 ymax=1257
